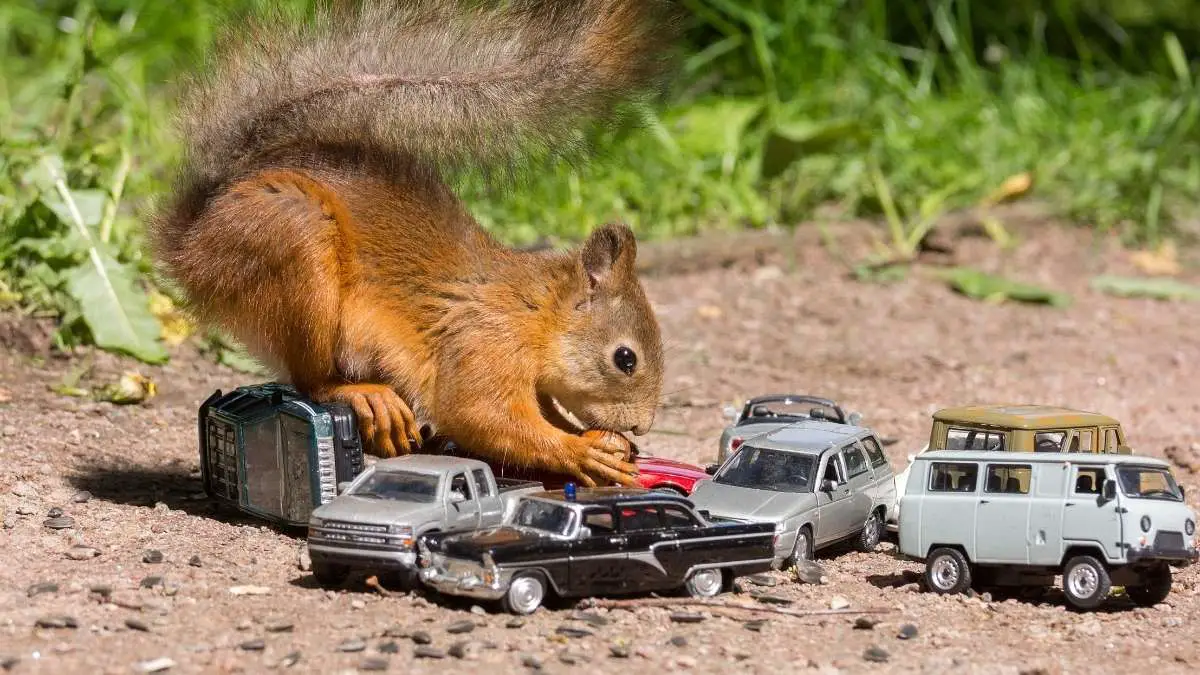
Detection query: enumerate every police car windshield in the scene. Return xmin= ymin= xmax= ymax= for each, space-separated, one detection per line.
xmin=1116 ymin=466 xmax=1183 ymax=501
xmin=714 ymin=445 xmax=815 ymax=493
xmin=350 ymin=470 xmax=440 ymax=503
xmin=511 ymin=499 xmax=576 ymax=536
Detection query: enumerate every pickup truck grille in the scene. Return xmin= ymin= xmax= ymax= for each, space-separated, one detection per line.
xmin=1155 ymin=531 xmax=1185 ymax=551
xmin=321 ymin=520 xmax=388 ymax=534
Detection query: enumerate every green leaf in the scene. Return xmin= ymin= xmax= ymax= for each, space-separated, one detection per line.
xmin=65 ymin=254 xmax=168 ymax=364
xmin=1089 ymin=275 xmax=1200 ymax=301
xmin=41 ymin=189 xmax=107 ymax=227
xmin=940 ymin=267 xmax=1071 ymax=307
xmin=762 ymin=118 xmax=866 ymax=181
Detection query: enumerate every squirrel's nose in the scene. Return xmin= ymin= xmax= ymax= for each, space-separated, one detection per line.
xmin=630 ymin=411 xmax=655 ymax=436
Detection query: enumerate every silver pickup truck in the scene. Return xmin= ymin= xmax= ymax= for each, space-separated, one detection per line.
xmin=306 ymin=455 xmax=543 ymax=587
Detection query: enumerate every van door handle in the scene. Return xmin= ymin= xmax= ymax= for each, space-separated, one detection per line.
xmin=1065 ymin=502 xmax=1075 ymax=506
xmin=979 ymin=499 xmax=990 ymax=504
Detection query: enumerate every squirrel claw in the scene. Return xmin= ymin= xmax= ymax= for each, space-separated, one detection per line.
xmin=318 ymin=384 xmax=420 ymax=458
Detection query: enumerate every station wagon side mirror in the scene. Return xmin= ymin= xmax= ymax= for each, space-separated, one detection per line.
xmin=337 ymin=481 xmax=352 ymax=495
xmin=847 ymin=411 xmax=863 ymax=426
xmin=449 ymin=490 xmax=467 ymax=504
xmin=1101 ymin=479 xmax=1117 ymax=501
xmin=819 ymin=479 xmax=836 ymax=493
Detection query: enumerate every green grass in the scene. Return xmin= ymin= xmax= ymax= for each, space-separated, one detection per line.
xmin=3 ymin=0 xmax=1200 ymax=363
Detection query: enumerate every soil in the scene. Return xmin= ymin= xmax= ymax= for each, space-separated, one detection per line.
xmin=2 ymin=218 xmax=1200 ymax=675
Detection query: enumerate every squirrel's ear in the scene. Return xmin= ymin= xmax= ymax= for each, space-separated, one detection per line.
xmin=580 ymin=223 xmax=637 ymax=291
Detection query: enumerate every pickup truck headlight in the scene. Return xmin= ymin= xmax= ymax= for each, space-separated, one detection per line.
xmin=389 ymin=525 xmax=414 ymax=548
xmin=1140 ymin=515 xmax=1152 ymax=532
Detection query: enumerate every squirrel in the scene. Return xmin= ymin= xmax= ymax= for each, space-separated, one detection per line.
xmin=150 ymin=0 xmax=681 ymax=488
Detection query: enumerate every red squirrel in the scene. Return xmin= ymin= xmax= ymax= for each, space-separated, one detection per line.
xmin=151 ymin=0 xmax=680 ymax=487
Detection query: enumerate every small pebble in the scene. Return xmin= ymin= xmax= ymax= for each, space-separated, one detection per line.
xmin=140 ymin=576 xmax=164 ymax=589
xmin=448 ymin=641 xmax=470 ymax=659
xmin=337 ymin=639 xmax=366 ymax=653
xmin=351 ymin=600 xmax=366 ymax=610
xmin=143 ymin=550 xmax=164 ymax=564
xmin=65 ymin=546 xmax=100 ymax=560
xmin=610 ymin=643 xmax=631 ymax=658
xmin=266 ymin=621 xmax=294 ymax=633
xmin=134 ymin=657 xmax=176 ymax=673
xmin=559 ymin=652 xmax=586 ymax=665
xmin=35 ymin=616 xmax=78 ymax=629
xmin=863 ymin=646 xmax=889 ymax=663
xmin=555 ymin=625 xmax=593 ymax=638
xmin=470 ymin=605 xmax=486 ymax=615
xmin=829 ymin=596 xmax=850 ymax=610
xmin=382 ymin=626 xmax=408 ymax=638
xmin=27 ymin=582 xmax=59 ymax=598
xmin=125 ymin=619 xmax=151 ymax=632
xmin=1 ymin=657 xmax=17 ymax=671
xmin=277 ymin=652 xmax=301 ymax=669
xmin=505 ymin=618 xmax=526 ymax=629
xmin=794 ymin=560 xmax=826 ymax=585
xmin=188 ymin=555 xmax=202 ymax=567
xmin=72 ymin=491 xmax=92 ymax=504
xmin=746 ymin=573 xmax=778 ymax=587
xmin=15 ymin=505 xmax=35 ymax=516
xmin=669 ymin=636 xmax=688 ymax=647
xmin=46 ymin=507 xmax=64 ymax=518
xmin=410 ymin=631 xmax=432 ymax=645
xmin=377 ymin=641 xmax=400 ymax=654
xmin=89 ymin=584 xmax=112 ymax=598
xmin=853 ymin=617 xmax=878 ymax=630
xmin=43 ymin=516 xmax=75 ymax=530
xmin=521 ymin=654 xmax=543 ymax=670
xmin=446 ymin=619 xmax=475 ymax=634
xmin=751 ymin=592 xmax=792 ymax=606
xmin=743 ymin=620 xmax=767 ymax=632
xmin=239 ymin=640 xmax=265 ymax=651
xmin=897 ymin=624 xmax=919 ymax=640
xmin=10 ymin=481 xmax=35 ymax=497
xmin=360 ymin=657 xmax=389 ymax=671
xmin=670 ymin=612 xmax=705 ymax=624
xmin=570 ymin=611 xmax=610 ymax=626
xmin=414 ymin=646 xmax=445 ymax=659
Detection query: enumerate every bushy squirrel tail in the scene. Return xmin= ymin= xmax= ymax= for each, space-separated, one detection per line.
xmin=173 ymin=0 xmax=681 ymax=190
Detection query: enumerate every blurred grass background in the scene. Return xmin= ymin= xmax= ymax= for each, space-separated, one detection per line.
xmin=2 ymin=0 xmax=1200 ymax=362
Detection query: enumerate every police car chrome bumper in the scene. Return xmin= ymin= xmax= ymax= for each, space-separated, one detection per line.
xmin=418 ymin=555 xmax=511 ymax=600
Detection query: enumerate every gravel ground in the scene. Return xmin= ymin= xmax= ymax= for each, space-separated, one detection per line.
xmin=1 ymin=219 xmax=1199 ymax=675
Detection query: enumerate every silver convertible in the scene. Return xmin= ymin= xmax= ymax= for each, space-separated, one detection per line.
xmin=691 ymin=419 xmax=897 ymax=566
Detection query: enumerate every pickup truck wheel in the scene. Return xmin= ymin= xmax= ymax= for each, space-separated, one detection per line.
xmin=311 ymin=561 xmax=349 ymax=587
xmin=1061 ymin=555 xmax=1111 ymax=610
xmin=924 ymin=548 xmax=971 ymax=595
xmin=502 ymin=573 xmax=546 ymax=615
xmin=684 ymin=568 xmax=724 ymax=598
xmin=854 ymin=510 xmax=882 ymax=552
xmin=1126 ymin=563 xmax=1172 ymax=607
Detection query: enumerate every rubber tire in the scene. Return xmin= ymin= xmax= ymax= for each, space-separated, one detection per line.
xmin=924 ymin=547 xmax=972 ymax=596
xmin=501 ymin=572 xmax=546 ymax=616
xmin=1126 ymin=563 xmax=1172 ymax=607
xmin=1061 ymin=555 xmax=1112 ymax=611
xmin=787 ymin=526 xmax=814 ymax=567
xmin=683 ymin=568 xmax=724 ymax=598
xmin=854 ymin=510 xmax=883 ymax=553
xmin=311 ymin=561 xmax=349 ymax=587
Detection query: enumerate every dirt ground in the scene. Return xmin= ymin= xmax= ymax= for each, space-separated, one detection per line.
xmin=2 ymin=217 xmax=1200 ymax=675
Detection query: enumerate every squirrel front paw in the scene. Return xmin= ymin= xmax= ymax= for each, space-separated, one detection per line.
xmin=563 ymin=431 xmax=640 ymax=488
xmin=316 ymin=383 xmax=420 ymax=458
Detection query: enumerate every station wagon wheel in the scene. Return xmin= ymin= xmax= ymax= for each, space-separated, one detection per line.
xmin=924 ymin=548 xmax=972 ymax=595
xmin=854 ymin=510 xmax=882 ymax=553
xmin=1125 ymin=563 xmax=1172 ymax=607
xmin=1061 ymin=555 xmax=1112 ymax=611
xmin=684 ymin=568 xmax=724 ymax=598
xmin=502 ymin=572 xmax=546 ymax=615
xmin=788 ymin=526 xmax=814 ymax=566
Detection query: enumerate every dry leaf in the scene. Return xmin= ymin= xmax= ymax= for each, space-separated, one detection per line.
xmin=1129 ymin=240 xmax=1180 ymax=277
xmin=980 ymin=172 xmax=1033 ymax=207
xmin=228 ymin=585 xmax=272 ymax=596
xmin=95 ymin=372 xmax=158 ymax=405
xmin=148 ymin=290 xmax=196 ymax=346
xmin=696 ymin=305 xmax=723 ymax=319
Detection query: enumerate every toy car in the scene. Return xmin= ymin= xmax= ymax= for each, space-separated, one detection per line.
xmin=199 ymin=383 xmax=365 ymax=527
xmin=306 ymin=455 xmax=543 ymax=586
xmin=690 ymin=419 xmax=896 ymax=567
xmin=888 ymin=404 xmax=1132 ymax=532
xmin=631 ymin=449 xmax=710 ymax=495
xmin=717 ymin=394 xmax=863 ymax=464
xmin=898 ymin=449 xmax=1197 ymax=610
xmin=416 ymin=486 xmax=777 ymax=614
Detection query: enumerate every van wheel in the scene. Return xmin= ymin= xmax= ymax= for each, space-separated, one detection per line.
xmin=1061 ymin=555 xmax=1111 ymax=610
xmin=1126 ymin=563 xmax=1172 ymax=607
xmin=854 ymin=510 xmax=882 ymax=552
xmin=924 ymin=548 xmax=972 ymax=595
xmin=501 ymin=572 xmax=546 ymax=615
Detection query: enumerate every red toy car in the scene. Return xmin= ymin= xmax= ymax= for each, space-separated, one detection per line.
xmin=632 ymin=451 xmax=711 ymax=496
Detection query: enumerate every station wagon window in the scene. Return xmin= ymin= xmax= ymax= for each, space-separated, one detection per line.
xmin=449 ymin=472 xmax=473 ymax=500
xmin=619 ymin=504 xmax=662 ymax=532
xmin=842 ymin=444 xmax=869 ymax=478
xmin=945 ymin=427 xmax=1005 ymax=451
xmin=822 ymin=454 xmax=845 ymax=485
xmin=984 ymin=464 xmax=1031 ymax=494
xmin=471 ymin=469 xmax=493 ymax=498
xmin=582 ymin=507 xmax=615 ymax=535
xmin=1072 ymin=467 xmax=1105 ymax=495
xmin=1034 ymin=431 xmax=1067 ymax=452
xmin=859 ymin=437 xmax=888 ymax=469
xmin=929 ymin=462 xmax=978 ymax=493
xmin=661 ymin=504 xmax=700 ymax=529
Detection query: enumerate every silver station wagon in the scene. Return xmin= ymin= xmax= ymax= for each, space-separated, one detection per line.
xmin=898 ymin=450 xmax=1198 ymax=610
xmin=690 ymin=419 xmax=897 ymax=566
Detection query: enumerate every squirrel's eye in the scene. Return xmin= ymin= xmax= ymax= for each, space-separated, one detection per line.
xmin=613 ymin=346 xmax=637 ymax=375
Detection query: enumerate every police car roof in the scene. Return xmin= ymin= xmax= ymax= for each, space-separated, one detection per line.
xmin=531 ymin=486 xmax=693 ymax=506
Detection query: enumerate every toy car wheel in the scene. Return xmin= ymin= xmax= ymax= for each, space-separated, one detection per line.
xmin=311 ymin=561 xmax=349 ymax=587
xmin=788 ymin=526 xmax=814 ymax=565
xmin=854 ymin=510 xmax=882 ymax=552
xmin=1126 ymin=563 xmax=1172 ymax=607
xmin=684 ymin=568 xmax=724 ymax=598
xmin=1061 ymin=555 xmax=1111 ymax=610
xmin=502 ymin=573 xmax=546 ymax=615
xmin=924 ymin=547 xmax=971 ymax=595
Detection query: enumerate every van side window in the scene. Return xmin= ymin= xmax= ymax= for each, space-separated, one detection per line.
xmin=1072 ymin=467 xmax=1105 ymax=495
xmin=945 ymin=427 xmax=1005 ymax=451
xmin=842 ymin=444 xmax=868 ymax=478
xmin=1102 ymin=428 xmax=1120 ymax=452
xmin=929 ymin=462 xmax=978 ymax=492
xmin=1034 ymin=431 xmax=1067 ymax=452
xmin=984 ymin=464 xmax=1031 ymax=494
xmin=1068 ymin=430 xmax=1094 ymax=453
xmin=860 ymin=437 xmax=888 ymax=468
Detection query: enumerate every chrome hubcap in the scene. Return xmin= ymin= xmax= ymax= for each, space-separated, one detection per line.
xmin=794 ymin=533 xmax=810 ymax=560
xmin=508 ymin=577 xmax=544 ymax=614
xmin=931 ymin=557 xmax=959 ymax=590
xmin=1067 ymin=565 xmax=1098 ymax=599
xmin=865 ymin=516 xmax=879 ymax=545
xmin=689 ymin=569 xmax=722 ymax=597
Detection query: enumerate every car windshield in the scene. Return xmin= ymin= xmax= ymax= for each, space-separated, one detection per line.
xmin=1116 ymin=466 xmax=1183 ymax=501
xmin=349 ymin=470 xmax=440 ymax=503
xmin=745 ymin=398 xmax=841 ymax=424
xmin=511 ymin=499 xmax=577 ymax=536
xmin=713 ymin=445 xmax=815 ymax=493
